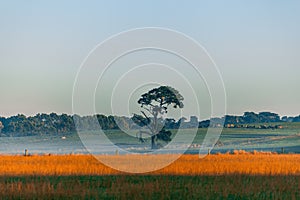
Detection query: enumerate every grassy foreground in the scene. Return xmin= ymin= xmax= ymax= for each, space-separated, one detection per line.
xmin=1 ymin=175 xmax=299 ymax=199
xmin=0 ymin=153 xmax=299 ymax=199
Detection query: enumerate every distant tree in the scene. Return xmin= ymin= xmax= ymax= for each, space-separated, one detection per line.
xmin=114 ymin=116 xmax=130 ymax=130
xmin=293 ymin=115 xmax=300 ymax=122
xmin=198 ymin=119 xmax=210 ymax=128
xmin=107 ymin=115 xmax=118 ymax=129
xmin=0 ymin=121 xmax=3 ymax=133
xmin=190 ymin=116 xmax=199 ymax=125
xmin=258 ymin=112 xmax=280 ymax=123
xmin=224 ymin=115 xmax=244 ymax=125
xmin=176 ymin=117 xmax=187 ymax=128
xmin=164 ymin=118 xmax=176 ymax=129
xmin=133 ymin=86 xmax=184 ymax=149
xmin=281 ymin=116 xmax=288 ymax=122
xmin=243 ymin=112 xmax=260 ymax=124
xmin=96 ymin=114 xmax=109 ymax=129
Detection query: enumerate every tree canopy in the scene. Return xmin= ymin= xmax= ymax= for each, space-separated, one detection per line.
xmin=134 ymin=86 xmax=184 ymax=149
xmin=138 ymin=86 xmax=184 ymax=112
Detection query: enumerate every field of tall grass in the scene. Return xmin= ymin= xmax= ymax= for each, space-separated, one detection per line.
xmin=0 ymin=153 xmax=299 ymax=199
xmin=0 ymin=153 xmax=299 ymax=176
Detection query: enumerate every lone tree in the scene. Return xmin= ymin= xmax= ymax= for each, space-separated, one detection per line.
xmin=132 ymin=86 xmax=184 ymax=149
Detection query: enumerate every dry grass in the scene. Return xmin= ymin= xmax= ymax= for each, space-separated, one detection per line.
xmin=0 ymin=153 xmax=299 ymax=199
xmin=0 ymin=153 xmax=299 ymax=176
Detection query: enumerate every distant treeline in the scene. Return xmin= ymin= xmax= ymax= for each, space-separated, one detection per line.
xmin=0 ymin=112 xmax=299 ymax=136
xmin=199 ymin=112 xmax=300 ymax=128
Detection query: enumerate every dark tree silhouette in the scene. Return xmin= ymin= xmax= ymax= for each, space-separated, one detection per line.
xmin=133 ymin=86 xmax=184 ymax=149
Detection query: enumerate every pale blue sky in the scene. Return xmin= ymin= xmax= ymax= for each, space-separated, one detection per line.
xmin=0 ymin=1 xmax=299 ymax=118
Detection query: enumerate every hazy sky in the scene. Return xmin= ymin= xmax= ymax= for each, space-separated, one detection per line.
xmin=0 ymin=1 xmax=299 ymax=118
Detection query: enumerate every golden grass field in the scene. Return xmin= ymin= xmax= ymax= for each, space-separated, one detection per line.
xmin=0 ymin=153 xmax=299 ymax=199
xmin=0 ymin=152 xmax=299 ymax=176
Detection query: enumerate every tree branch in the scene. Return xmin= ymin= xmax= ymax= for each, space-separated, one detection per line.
xmin=140 ymin=111 xmax=155 ymax=134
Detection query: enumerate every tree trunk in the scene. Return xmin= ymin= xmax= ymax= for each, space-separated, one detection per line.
xmin=151 ymin=111 xmax=158 ymax=149
xmin=151 ymin=135 xmax=155 ymax=149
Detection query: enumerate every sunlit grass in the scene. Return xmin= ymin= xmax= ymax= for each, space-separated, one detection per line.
xmin=0 ymin=153 xmax=299 ymax=199
xmin=0 ymin=153 xmax=299 ymax=176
